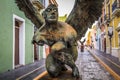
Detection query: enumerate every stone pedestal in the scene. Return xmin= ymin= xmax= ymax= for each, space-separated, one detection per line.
xmin=39 ymin=70 xmax=81 ymax=80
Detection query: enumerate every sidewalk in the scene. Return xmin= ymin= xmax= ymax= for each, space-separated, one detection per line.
xmin=88 ymin=48 xmax=120 ymax=80
xmin=93 ymin=49 xmax=120 ymax=66
xmin=0 ymin=59 xmax=46 ymax=80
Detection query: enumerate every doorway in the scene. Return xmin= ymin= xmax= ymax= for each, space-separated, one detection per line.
xmin=15 ymin=20 xmax=20 ymax=67
xmin=104 ymin=38 xmax=106 ymax=52
xmin=33 ymin=27 xmax=39 ymax=61
xmin=34 ymin=44 xmax=39 ymax=61
xmin=13 ymin=15 xmax=25 ymax=69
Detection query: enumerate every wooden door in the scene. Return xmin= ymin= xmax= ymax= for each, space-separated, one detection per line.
xmin=104 ymin=38 xmax=106 ymax=52
xmin=34 ymin=44 xmax=39 ymax=61
xmin=15 ymin=21 xmax=20 ymax=66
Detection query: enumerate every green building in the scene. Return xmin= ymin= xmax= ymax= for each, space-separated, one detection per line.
xmin=0 ymin=0 xmax=44 ymax=73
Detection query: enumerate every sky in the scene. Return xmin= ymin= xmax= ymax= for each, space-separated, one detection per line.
xmin=56 ymin=0 xmax=75 ymax=16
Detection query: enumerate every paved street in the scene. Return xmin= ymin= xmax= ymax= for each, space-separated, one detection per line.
xmin=36 ymin=49 xmax=115 ymax=80
xmin=76 ymin=49 xmax=114 ymax=80
xmin=0 ymin=49 xmax=115 ymax=80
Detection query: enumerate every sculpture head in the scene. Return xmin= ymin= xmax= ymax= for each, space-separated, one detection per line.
xmin=42 ymin=4 xmax=58 ymax=23
xmin=32 ymin=4 xmax=59 ymax=45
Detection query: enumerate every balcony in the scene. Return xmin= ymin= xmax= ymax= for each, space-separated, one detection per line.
xmin=112 ymin=0 xmax=120 ymax=17
xmin=104 ymin=14 xmax=110 ymax=24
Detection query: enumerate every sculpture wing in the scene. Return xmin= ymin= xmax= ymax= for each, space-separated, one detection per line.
xmin=66 ymin=0 xmax=104 ymax=39
xmin=15 ymin=0 xmax=45 ymax=28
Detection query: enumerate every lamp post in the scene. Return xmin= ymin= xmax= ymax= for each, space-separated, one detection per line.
xmin=108 ymin=26 xmax=113 ymax=54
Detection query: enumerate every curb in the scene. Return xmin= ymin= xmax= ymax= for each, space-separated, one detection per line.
xmin=88 ymin=49 xmax=120 ymax=80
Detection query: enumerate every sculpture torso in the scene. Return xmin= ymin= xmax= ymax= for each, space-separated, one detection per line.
xmin=38 ymin=21 xmax=77 ymax=46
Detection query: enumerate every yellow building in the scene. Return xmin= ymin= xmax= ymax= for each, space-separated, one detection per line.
xmin=86 ymin=31 xmax=91 ymax=46
xmin=58 ymin=14 xmax=67 ymax=22
xmin=85 ymin=22 xmax=98 ymax=49
xmin=104 ymin=0 xmax=120 ymax=60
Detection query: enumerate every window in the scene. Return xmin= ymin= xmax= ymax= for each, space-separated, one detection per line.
xmin=108 ymin=4 xmax=110 ymax=19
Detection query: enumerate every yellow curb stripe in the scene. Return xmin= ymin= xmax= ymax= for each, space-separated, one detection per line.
xmin=16 ymin=65 xmax=45 ymax=80
xmin=33 ymin=71 xmax=48 ymax=80
xmin=89 ymin=50 xmax=120 ymax=80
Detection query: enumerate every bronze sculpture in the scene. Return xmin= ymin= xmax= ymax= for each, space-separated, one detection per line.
xmin=32 ymin=4 xmax=79 ymax=77
xmin=15 ymin=0 xmax=103 ymax=78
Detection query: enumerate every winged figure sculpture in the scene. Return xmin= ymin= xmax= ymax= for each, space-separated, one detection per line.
xmin=15 ymin=0 xmax=103 ymax=78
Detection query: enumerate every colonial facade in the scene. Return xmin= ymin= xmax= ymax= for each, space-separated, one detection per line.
xmin=104 ymin=0 xmax=120 ymax=59
xmin=85 ymin=22 xmax=98 ymax=49
xmin=86 ymin=0 xmax=120 ymax=61
xmin=89 ymin=0 xmax=120 ymax=61
xmin=0 ymin=0 xmax=45 ymax=73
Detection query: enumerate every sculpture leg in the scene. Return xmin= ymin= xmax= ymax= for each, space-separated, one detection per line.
xmin=54 ymin=51 xmax=79 ymax=78
xmin=66 ymin=59 xmax=79 ymax=78
xmin=45 ymin=53 xmax=62 ymax=77
xmin=61 ymin=64 xmax=68 ymax=71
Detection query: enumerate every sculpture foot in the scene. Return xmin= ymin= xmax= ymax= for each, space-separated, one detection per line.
xmin=48 ymin=71 xmax=60 ymax=78
xmin=72 ymin=67 xmax=79 ymax=78
xmin=61 ymin=65 xmax=68 ymax=71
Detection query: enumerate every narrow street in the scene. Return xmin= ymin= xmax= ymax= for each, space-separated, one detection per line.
xmin=0 ymin=0 xmax=120 ymax=80
xmin=76 ymin=49 xmax=114 ymax=80
xmin=0 ymin=48 xmax=115 ymax=80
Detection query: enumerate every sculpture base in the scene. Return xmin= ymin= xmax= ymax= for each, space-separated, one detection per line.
xmin=39 ymin=70 xmax=81 ymax=80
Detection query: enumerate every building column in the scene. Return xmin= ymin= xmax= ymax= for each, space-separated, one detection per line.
xmin=118 ymin=32 xmax=120 ymax=61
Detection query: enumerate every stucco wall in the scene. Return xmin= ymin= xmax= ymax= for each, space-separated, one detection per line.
xmin=0 ymin=0 xmax=34 ymax=73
